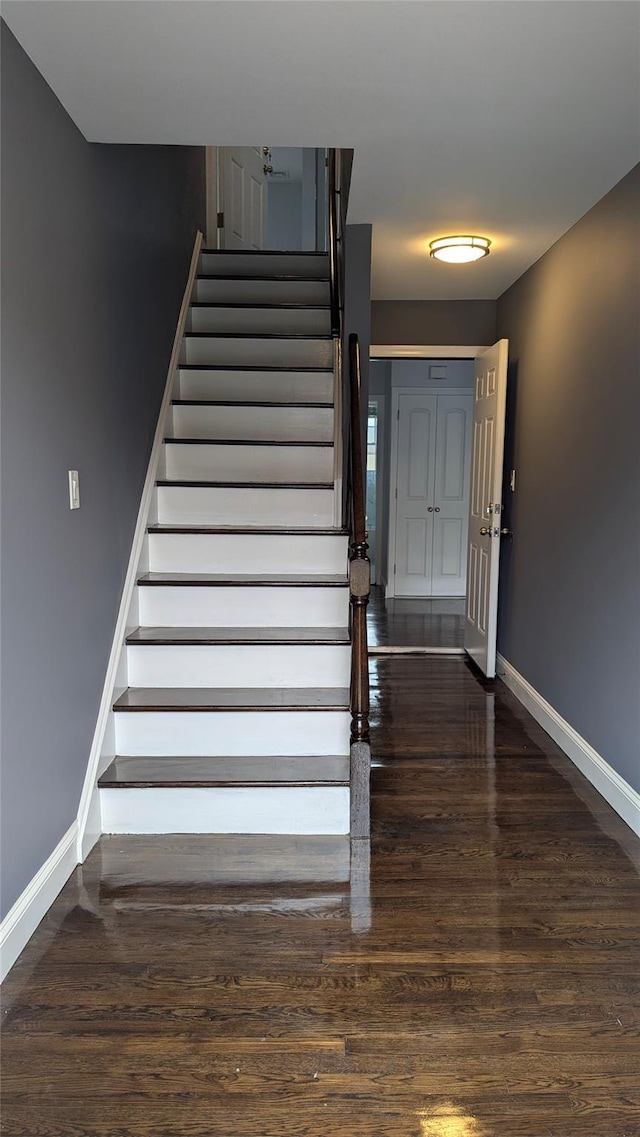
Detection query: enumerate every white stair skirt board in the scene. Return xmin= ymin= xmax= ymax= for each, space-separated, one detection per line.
xmin=178 ymin=368 xmax=333 ymax=405
xmin=199 ymin=253 xmax=329 ymax=278
xmin=195 ymin=279 xmax=330 ymax=306
xmin=171 ymin=403 xmax=333 ymax=442
xmin=183 ymin=335 xmax=333 ymax=369
xmin=188 ymin=306 xmax=331 ymax=336
xmin=156 ymin=485 xmax=334 ymax=527
xmin=497 ymin=654 xmax=640 ymax=838
xmin=0 ymin=822 xmax=78 ymax=982
xmin=74 ymin=229 xmax=206 ymax=864
xmin=127 ymin=644 xmax=351 ymax=688
xmin=148 ymin=532 xmax=349 ymax=575
xmin=115 ymin=711 xmax=351 ymax=757
xmin=101 ymin=786 xmax=350 ymax=836
xmin=138 ymin=586 xmax=349 ymax=628
xmin=164 ymin=442 xmax=333 ymax=485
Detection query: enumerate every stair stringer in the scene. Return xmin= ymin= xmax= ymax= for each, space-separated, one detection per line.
xmin=75 ymin=230 xmax=204 ymax=862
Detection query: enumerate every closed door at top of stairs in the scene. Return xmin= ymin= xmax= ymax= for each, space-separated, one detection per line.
xmin=392 ymin=391 xmax=473 ymax=597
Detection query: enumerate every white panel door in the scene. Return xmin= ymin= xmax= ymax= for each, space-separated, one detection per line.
xmin=432 ymin=393 xmax=473 ymax=597
xmin=220 ymin=147 xmax=267 ymax=250
xmin=464 ymin=340 xmax=509 ymax=678
xmin=393 ymin=392 xmax=437 ymax=597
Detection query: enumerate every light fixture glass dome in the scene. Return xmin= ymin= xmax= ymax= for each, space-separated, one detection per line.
xmin=429 ymin=235 xmax=491 ymax=263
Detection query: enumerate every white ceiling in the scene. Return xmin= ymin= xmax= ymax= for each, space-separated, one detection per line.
xmin=4 ymin=1 xmax=639 ymax=300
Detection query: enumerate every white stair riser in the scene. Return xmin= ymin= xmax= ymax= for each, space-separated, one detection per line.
xmin=115 ymin=710 xmax=351 ymax=756
xmin=157 ymin=485 xmax=334 ymax=526
xmin=199 ymin=253 xmax=329 ymax=278
xmin=148 ymin=533 xmax=349 ymax=575
xmin=101 ymin=786 xmax=350 ymax=835
xmin=189 ymin=307 xmax=331 ymax=336
xmin=127 ymin=644 xmax=351 ymax=688
xmin=183 ymin=336 xmax=332 ymax=369
xmin=164 ymin=443 xmax=333 ymax=484
xmin=138 ymin=586 xmax=349 ymax=628
xmin=171 ymin=404 xmax=333 ymax=442
xmin=178 ymin=368 xmax=333 ymax=405
xmin=195 ymin=279 xmax=330 ymax=305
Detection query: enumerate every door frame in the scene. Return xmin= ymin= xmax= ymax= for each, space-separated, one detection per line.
xmin=371 ymin=345 xmax=490 ymax=601
xmin=387 ymin=384 xmax=475 ymax=599
xmin=205 ymin=146 xmax=220 ymax=248
xmin=367 ymin=393 xmax=386 ymax=587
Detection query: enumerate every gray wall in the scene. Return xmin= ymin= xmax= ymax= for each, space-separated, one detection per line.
xmin=343 ymin=224 xmax=372 ymax=523
xmin=0 ymin=23 xmax=205 ymax=918
xmin=267 ymin=181 xmax=303 ymax=251
xmin=497 ymin=162 xmax=640 ymax=793
xmin=371 ymin=299 xmax=497 ymax=347
xmin=344 ymin=223 xmax=372 ymax=403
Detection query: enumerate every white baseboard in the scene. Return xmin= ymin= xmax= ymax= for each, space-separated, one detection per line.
xmin=497 ymin=653 xmax=640 ymax=838
xmin=0 ymin=823 xmax=78 ymax=982
xmin=75 ymin=231 xmax=204 ymax=862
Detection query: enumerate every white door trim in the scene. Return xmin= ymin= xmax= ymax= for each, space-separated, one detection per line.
xmin=205 ymin=146 xmax=220 ymax=248
xmin=367 ymin=392 xmax=386 ymax=587
xmin=372 ymin=345 xmax=488 ymax=359
xmin=386 ymin=386 xmax=474 ymax=598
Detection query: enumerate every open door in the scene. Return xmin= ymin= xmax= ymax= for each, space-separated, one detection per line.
xmin=218 ymin=147 xmax=269 ymax=250
xmin=464 ymin=340 xmax=509 ymax=677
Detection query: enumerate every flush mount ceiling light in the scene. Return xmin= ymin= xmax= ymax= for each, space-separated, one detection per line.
xmin=429 ymin=235 xmax=491 ymax=264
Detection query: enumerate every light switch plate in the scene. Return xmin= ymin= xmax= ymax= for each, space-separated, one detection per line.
xmin=69 ymin=470 xmax=80 ymax=509
xmin=510 ymin=469 xmax=516 ymax=492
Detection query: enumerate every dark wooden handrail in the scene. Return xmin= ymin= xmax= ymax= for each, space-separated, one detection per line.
xmin=347 ymin=333 xmax=371 ymax=750
xmin=327 ymin=149 xmax=341 ymax=337
xmin=327 ymin=149 xmax=370 ymax=838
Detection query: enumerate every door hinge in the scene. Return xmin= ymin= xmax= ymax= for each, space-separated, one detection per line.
xmin=397 ymin=408 xmax=400 ymax=420
xmin=217 ymin=211 xmax=224 ymax=229
xmin=394 ymin=563 xmax=397 ymax=574
xmin=395 ymin=487 xmax=398 ymax=499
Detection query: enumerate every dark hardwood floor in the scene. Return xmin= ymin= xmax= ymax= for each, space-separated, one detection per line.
xmin=368 ymin=585 xmax=466 ymax=649
xmin=3 ymin=656 xmax=640 ymax=1136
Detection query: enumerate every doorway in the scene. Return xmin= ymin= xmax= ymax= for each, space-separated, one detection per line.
xmin=366 ymin=344 xmax=509 ymax=675
xmin=206 ymin=147 xmax=327 ymax=252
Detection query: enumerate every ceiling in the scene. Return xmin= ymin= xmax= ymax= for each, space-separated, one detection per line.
xmin=4 ymin=1 xmax=639 ymax=300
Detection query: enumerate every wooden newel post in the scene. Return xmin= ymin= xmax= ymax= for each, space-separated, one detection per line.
xmin=349 ymin=542 xmax=370 ymax=744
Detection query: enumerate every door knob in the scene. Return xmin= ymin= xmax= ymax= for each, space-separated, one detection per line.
xmin=500 ymin=527 xmax=513 ymax=537
xmin=434 ymin=506 xmax=441 ymax=512
xmin=263 ymin=164 xmax=274 ymax=175
xmin=479 ymin=526 xmax=491 ymax=536
xmin=427 ymin=506 xmax=434 ymax=512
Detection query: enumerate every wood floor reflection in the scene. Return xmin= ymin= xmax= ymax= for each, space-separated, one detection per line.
xmin=3 ymin=657 xmax=640 ymax=1136
xmin=367 ymin=586 xmax=466 ymax=648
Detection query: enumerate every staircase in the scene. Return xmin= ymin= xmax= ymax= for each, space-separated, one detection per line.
xmin=99 ymin=249 xmax=355 ymax=836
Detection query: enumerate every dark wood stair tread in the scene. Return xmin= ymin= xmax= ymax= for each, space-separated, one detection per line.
xmin=99 ymin=755 xmax=350 ymax=788
xmin=164 ymin=437 xmax=333 ymax=448
xmin=126 ymin=626 xmax=349 ymax=645
xmin=137 ymin=572 xmax=348 ymax=587
xmin=113 ymin=687 xmax=350 ymax=711
xmin=147 ymin=524 xmax=347 ymax=535
xmin=197 ymin=274 xmax=330 ymax=283
xmin=190 ymin=302 xmax=330 ymax=311
xmin=201 ymin=249 xmax=328 ymax=256
xmin=171 ymin=399 xmax=333 ymax=408
xmin=156 ymin=479 xmax=333 ymax=490
xmin=178 ymin=364 xmax=333 ymax=372
xmin=185 ymin=332 xmax=332 ymax=341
